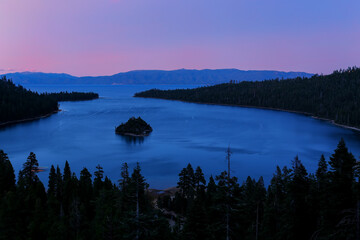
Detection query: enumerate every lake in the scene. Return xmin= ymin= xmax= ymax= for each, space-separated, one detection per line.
xmin=1 ymin=84 xmax=360 ymax=189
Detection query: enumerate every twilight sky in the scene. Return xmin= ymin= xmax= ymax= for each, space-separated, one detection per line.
xmin=0 ymin=0 xmax=359 ymax=76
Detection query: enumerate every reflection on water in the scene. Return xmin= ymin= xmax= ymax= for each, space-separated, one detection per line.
xmin=1 ymin=84 xmax=360 ymax=189
xmin=118 ymin=135 xmax=145 ymax=145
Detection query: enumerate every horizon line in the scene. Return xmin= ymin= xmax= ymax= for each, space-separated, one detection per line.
xmin=0 ymin=68 xmax=316 ymax=78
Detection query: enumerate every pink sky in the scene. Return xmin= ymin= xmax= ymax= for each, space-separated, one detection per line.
xmin=0 ymin=0 xmax=359 ymax=76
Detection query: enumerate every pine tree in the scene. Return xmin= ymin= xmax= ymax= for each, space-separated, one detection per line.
xmin=56 ymin=166 xmax=63 ymax=200
xmin=328 ymin=139 xmax=357 ymax=238
xmin=0 ymin=150 xmax=15 ymax=195
xmin=63 ymin=160 xmax=72 ymax=183
xmin=206 ymin=175 xmax=217 ymax=205
xmin=194 ymin=166 xmax=206 ymax=196
xmin=263 ymin=166 xmax=291 ymax=240
xmin=94 ymin=164 xmax=104 ymax=197
xmin=288 ymin=156 xmax=313 ymax=240
xmin=79 ymin=167 xmax=93 ymax=202
xmin=0 ymin=191 xmax=21 ymax=239
xmin=177 ymin=163 xmax=195 ymax=199
xmin=182 ymin=197 xmax=213 ymax=240
xmin=119 ymin=162 xmax=131 ymax=214
xmin=314 ymin=154 xmax=330 ymax=233
xmin=119 ymin=162 xmax=130 ymax=191
xmin=130 ymin=162 xmax=147 ymax=240
xmin=18 ymin=152 xmax=40 ymax=188
xmin=48 ymin=165 xmax=57 ymax=197
xmin=215 ymin=170 xmax=239 ymax=240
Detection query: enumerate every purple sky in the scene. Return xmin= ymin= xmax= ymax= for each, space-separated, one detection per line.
xmin=0 ymin=0 xmax=359 ymax=76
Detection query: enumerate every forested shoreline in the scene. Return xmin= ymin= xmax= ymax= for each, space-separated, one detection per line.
xmin=44 ymin=91 xmax=99 ymax=102
xmin=135 ymin=67 xmax=360 ymax=129
xmin=0 ymin=139 xmax=359 ymax=239
xmin=115 ymin=117 xmax=153 ymax=136
xmin=0 ymin=76 xmax=99 ymax=126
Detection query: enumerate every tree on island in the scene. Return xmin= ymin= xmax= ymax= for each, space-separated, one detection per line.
xmin=115 ymin=117 xmax=153 ymax=136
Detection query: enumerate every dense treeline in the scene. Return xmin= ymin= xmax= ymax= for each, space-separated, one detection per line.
xmin=0 ymin=76 xmax=58 ymax=124
xmin=135 ymin=67 xmax=360 ymax=128
xmin=44 ymin=91 xmax=99 ymax=102
xmin=0 ymin=76 xmax=98 ymax=125
xmin=0 ymin=139 xmax=359 ymax=239
xmin=115 ymin=117 xmax=153 ymax=136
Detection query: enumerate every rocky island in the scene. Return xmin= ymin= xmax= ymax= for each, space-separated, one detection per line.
xmin=115 ymin=117 xmax=153 ymax=136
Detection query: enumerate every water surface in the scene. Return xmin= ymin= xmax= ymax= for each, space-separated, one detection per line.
xmin=1 ymin=85 xmax=359 ymax=189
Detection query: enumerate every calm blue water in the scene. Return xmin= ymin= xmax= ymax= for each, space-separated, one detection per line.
xmin=1 ymin=85 xmax=360 ymax=189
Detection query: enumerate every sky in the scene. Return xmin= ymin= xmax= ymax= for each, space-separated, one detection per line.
xmin=0 ymin=0 xmax=359 ymax=76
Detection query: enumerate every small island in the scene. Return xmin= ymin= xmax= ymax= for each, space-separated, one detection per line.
xmin=115 ymin=117 xmax=153 ymax=136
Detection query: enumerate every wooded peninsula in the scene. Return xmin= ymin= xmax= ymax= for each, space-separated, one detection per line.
xmin=135 ymin=67 xmax=360 ymax=129
xmin=0 ymin=76 xmax=99 ymax=126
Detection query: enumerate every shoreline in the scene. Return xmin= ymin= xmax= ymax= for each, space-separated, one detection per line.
xmin=136 ymin=96 xmax=360 ymax=132
xmin=0 ymin=110 xmax=61 ymax=128
xmin=116 ymin=132 xmax=150 ymax=137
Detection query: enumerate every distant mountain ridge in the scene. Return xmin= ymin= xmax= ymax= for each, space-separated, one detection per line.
xmin=1 ymin=69 xmax=313 ymax=85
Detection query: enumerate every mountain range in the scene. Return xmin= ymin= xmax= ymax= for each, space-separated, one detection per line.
xmin=1 ymin=69 xmax=313 ymax=85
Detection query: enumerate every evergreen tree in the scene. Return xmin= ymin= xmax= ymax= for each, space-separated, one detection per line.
xmin=315 ymin=154 xmax=330 ymax=233
xmin=177 ymin=163 xmax=195 ymax=199
xmin=288 ymin=156 xmax=313 ymax=240
xmin=1 ymin=140 xmax=359 ymax=239
xmin=63 ymin=160 xmax=72 ymax=183
xmin=0 ymin=191 xmax=21 ymax=239
xmin=316 ymin=154 xmax=328 ymax=187
xmin=206 ymin=175 xmax=217 ymax=208
xmin=214 ymin=171 xmax=240 ymax=240
xmin=119 ymin=162 xmax=130 ymax=191
xmin=328 ymin=139 xmax=357 ymax=238
xmin=0 ymin=150 xmax=15 ymax=195
xmin=79 ymin=167 xmax=93 ymax=203
xmin=182 ymin=197 xmax=213 ymax=240
xmin=262 ymin=166 xmax=291 ymax=240
xmin=119 ymin=162 xmax=131 ymax=214
xmin=194 ymin=166 xmax=206 ymax=196
xmin=48 ymin=165 xmax=57 ymax=197
xmin=130 ymin=162 xmax=148 ymax=240
xmin=18 ymin=152 xmax=40 ymax=188
xmin=56 ymin=166 xmax=63 ymax=201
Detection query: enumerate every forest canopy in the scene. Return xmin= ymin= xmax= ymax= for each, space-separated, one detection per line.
xmin=135 ymin=67 xmax=360 ymax=128
xmin=0 ymin=76 xmax=98 ymax=125
xmin=115 ymin=117 xmax=153 ymax=136
xmin=44 ymin=91 xmax=99 ymax=102
xmin=0 ymin=139 xmax=359 ymax=239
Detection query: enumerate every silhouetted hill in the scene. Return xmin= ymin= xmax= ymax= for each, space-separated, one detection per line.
xmin=0 ymin=76 xmax=99 ymax=126
xmin=2 ymin=69 xmax=313 ymax=85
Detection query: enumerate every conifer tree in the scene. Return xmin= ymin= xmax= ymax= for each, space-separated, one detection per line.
xmin=94 ymin=164 xmax=104 ymax=197
xmin=63 ymin=160 xmax=72 ymax=183
xmin=288 ymin=156 xmax=312 ymax=240
xmin=194 ymin=166 xmax=206 ymax=196
xmin=119 ymin=162 xmax=131 ymax=214
xmin=0 ymin=150 xmax=15 ymax=194
xmin=177 ymin=163 xmax=195 ymax=199
xmin=328 ymin=139 xmax=357 ymax=238
xmin=48 ymin=165 xmax=57 ymax=197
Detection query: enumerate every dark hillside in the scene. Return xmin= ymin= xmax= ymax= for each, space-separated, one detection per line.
xmin=0 ymin=76 xmax=58 ymax=124
xmin=135 ymin=67 xmax=360 ymax=128
xmin=0 ymin=76 xmax=98 ymax=126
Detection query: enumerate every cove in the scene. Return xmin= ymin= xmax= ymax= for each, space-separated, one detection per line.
xmin=1 ymin=84 xmax=359 ymax=189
